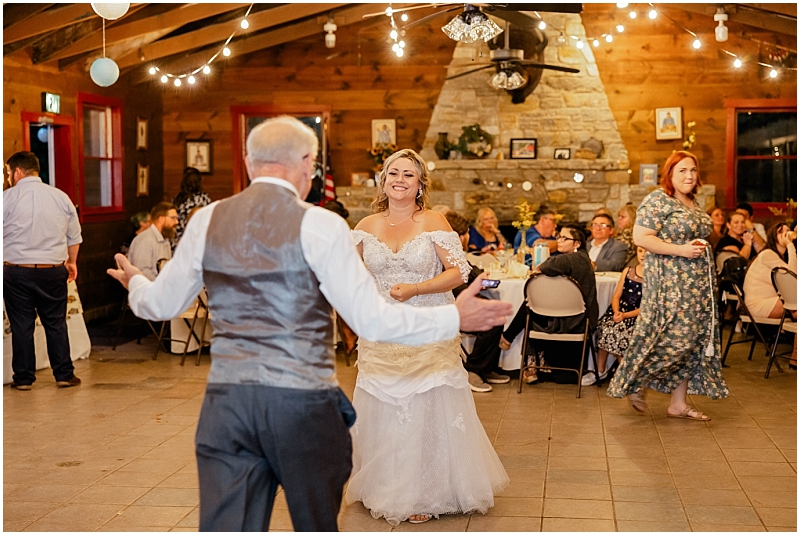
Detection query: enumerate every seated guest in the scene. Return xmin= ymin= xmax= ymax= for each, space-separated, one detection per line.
xmin=172 ymin=167 xmax=211 ymax=249
xmin=127 ymin=202 xmax=178 ymax=281
xmin=583 ymin=245 xmax=646 ymax=386
xmin=513 ymin=206 xmax=559 ymax=255
xmin=744 ymin=222 xmax=797 ymax=367
xmin=587 ymin=214 xmax=628 ymax=271
xmin=121 ymin=211 xmax=152 ymax=254
xmin=468 ymin=207 xmax=506 ymax=253
xmin=501 ymin=224 xmax=598 ymax=384
xmin=706 ymin=206 xmax=726 ymax=250
xmin=616 ymin=204 xmax=637 ymax=266
xmin=736 ymin=202 xmax=767 ymax=243
xmin=446 ymin=211 xmax=511 ymax=393
xmin=715 ymin=211 xmax=762 ymax=261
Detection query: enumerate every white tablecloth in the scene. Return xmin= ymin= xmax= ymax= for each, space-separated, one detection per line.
xmin=482 ymin=272 xmax=621 ymax=370
xmin=170 ymin=296 xmax=212 ymax=353
xmin=3 ymin=280 xmax=91 ymax=384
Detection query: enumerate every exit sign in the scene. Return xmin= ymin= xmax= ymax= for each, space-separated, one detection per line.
xmin=41 ymin=92 xmax=60 ymax=114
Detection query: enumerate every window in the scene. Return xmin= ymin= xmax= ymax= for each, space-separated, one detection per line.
xmin=726 ymin=99 xmax=797 ymax=215
xmin=77 ymin=93 xmax=124 ymax=221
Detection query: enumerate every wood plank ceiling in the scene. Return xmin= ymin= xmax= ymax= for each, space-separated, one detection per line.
xmin=4 ymin=3 xmax=796 ymax=83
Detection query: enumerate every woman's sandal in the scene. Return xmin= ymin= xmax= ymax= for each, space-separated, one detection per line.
xmin=408 ymin=514 xmax=432 ymax=524
xmin=668 ymin=407 xmax=711 ymax=421
xmin=628 ymin=391 xmax=647 ymax=414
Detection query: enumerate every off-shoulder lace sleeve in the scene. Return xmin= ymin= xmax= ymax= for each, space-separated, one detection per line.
xmin=351 ymin=229 xmax=370 ymax=246
xmin=430 ymin=230 xmax=471 ymax=283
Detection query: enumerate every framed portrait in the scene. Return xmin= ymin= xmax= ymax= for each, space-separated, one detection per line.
xmin=186 ymin=139 xmax=212 ymax=174
xmin=371 ymin=119 xmax=396 ymax=147
xmin=136 ymin=117 xmax=148 ymax=150
xmin=510 ymin=138 xmax=537 ymax=159
xmin=351 ymin=172 xmax=370 ymax=187
xmin=639 ymin=163 xmax=659 ymax=185
xmin=554 ymin=148 xmax=571 ymax=160
xmin=136 ymin=163 xmax=149 ymax=196
xmin=655 ymin=107 xmax=682 ymax=140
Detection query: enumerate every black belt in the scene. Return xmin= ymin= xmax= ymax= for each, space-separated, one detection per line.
xmin=3 ymin=262 xmax=65 ymax=269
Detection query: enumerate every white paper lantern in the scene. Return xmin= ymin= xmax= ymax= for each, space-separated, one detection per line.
xmin=37 ymin=127 xmax=49 ymax=143
xmin=91 ymin=3 xmax=130 ymax=20
xmin=90 ymin=57 xmax=120 ymax=87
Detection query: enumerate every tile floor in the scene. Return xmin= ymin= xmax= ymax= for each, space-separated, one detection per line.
xmin=3 ymin=329 xmax=796 ymax=532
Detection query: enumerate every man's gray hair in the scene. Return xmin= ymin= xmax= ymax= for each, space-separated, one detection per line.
xmin=246 ymin=116 xmax=319 ymax=168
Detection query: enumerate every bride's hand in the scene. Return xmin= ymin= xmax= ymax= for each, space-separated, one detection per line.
xmin=390 ymin=283 xmax=417 ymax=302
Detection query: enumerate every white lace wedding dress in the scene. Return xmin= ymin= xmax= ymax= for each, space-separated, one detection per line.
xmin=345 ymin=229 xmax=509 ymax=526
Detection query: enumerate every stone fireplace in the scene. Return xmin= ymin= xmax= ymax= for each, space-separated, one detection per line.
xmin=337 ymin=12 xmax=714 ymax=225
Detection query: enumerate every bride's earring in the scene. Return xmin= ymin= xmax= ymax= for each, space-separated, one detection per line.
xmin=417 ymin=189 xmax=422 ymax=199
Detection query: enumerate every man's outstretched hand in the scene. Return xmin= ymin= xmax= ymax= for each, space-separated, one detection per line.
xmin=455 ymin=274 xmax=513 ymax=332
xmin=106 ymin=253 xmax=143 ymax=290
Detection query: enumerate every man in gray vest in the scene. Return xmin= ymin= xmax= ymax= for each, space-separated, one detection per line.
xmin=107 ymin=116 xmax=512 ymax=532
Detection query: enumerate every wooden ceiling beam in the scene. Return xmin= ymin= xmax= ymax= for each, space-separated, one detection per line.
xmin=743 ymin=4 xmax=797 ymax=18
xmin=39 ymin=3 xmax=250 ymax=64
xmin=3 ymin=4 xmax=53 ymax=30
xmin=116 ymin=3 xmax=349 ymax=71
xmin=4 ymin=4 xmax=97 ymax=45
xmin=663 ymin=3 xmax=796 ymax=36
xmin=129 ymin=3 xmax=387 ymax=85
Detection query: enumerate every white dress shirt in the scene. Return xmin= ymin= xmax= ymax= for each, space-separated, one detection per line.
xmin=588 ymin=239 xmax=606 ymax=263
xmin=127 ymin=223 xmax=172 ymax=282
xmin=128 ymin=177 xmax=460 ymax=346
xmin=3 ymin=176 xmax=82 ymax=264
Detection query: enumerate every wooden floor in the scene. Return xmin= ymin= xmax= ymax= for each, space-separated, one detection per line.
xmin=3 ymin=327 xmax=797 ymax=532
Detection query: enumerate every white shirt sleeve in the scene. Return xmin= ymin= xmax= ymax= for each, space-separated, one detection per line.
xmin=127 ymin=203 xmax=214 ymax=320
xmin=301 ymin=207 xmax=460 ymax=345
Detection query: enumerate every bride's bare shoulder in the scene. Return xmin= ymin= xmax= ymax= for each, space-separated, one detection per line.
xmin=354 ymin=213 xmax=383 ymax=232
xmin=421 ymin=210 xmax=453 ymax=232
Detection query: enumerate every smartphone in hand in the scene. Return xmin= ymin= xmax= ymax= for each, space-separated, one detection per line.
xmin=481 ymin=279 xmax=501 ymax=289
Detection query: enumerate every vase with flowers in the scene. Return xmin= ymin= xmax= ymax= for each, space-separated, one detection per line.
xmin=512 ymin=199 xmax=539 ymax=264
xmin=368 ymin=143 xmax=398 ymax=173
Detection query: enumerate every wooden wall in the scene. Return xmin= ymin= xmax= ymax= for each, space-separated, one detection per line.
xmin=581 ymin=4 xmax=796 ymax=209
xmin=3 ymin=54 xmax=164 ymax=317
xmin=161 ymin=17 xmax=457 ymax=200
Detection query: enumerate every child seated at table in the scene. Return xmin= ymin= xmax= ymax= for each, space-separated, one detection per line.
xmin=582 ymin=246 xmax=645 ymax=386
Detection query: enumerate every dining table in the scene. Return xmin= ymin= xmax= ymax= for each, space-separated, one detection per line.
xmin=477 ymin=271 xmax=622 ymax=371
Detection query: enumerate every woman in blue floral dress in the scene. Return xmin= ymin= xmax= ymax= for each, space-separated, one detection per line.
xmin=608 ymin=151 xmax=729 ymax=421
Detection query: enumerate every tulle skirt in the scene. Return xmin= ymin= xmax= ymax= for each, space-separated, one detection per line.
xmin=345 ymin=338 xmax=509 ymax=525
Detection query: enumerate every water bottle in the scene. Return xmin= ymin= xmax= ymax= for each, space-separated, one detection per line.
xmin=533 ymin=242 xmax=550 ymax=269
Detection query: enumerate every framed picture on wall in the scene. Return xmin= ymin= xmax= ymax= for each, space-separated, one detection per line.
xmin=186 ymin=139 xmax=212 ymax=174
xmin=136 ymin=117 xmax=148 ymax=150
xmin=655 ymin=107 xmax=682 ymax=140
xmin=554 ymin=148 xmax=571 ymax=160
xmin=639 ymin=163 xmax=659 ymax=185
xmin=510 ymin=138 xmax=537 ymax=159
xmin=371 ymin=119 xmax=396 ymax=147
xmin=136 ymin=164 xmax=149 ymax=196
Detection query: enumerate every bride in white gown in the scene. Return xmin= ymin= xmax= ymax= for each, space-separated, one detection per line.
xmin=345 ymin=149 xmax=508 ymax=525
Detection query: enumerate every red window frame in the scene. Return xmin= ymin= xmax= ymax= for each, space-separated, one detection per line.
xmin=725 ymin=98 xmax=797 ymax=219
xmin=77 ymin=92 xmax=125 ymax=222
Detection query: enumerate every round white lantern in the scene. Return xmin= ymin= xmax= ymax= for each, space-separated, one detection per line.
xmin=91 ymin=3 xmax=130 ymax=20
xmin=90 ymin=57 xmax=120 ymax=87
xmin=37 ymin=127 xmax=49 ymax=143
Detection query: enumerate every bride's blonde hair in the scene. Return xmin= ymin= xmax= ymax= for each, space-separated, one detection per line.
xmin=371 ymin=149 xmax=431 ymax=213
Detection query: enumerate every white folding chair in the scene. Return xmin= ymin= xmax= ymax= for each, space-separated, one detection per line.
xmin=766 ymin=267 xmax=797 ymax=378
xmin=518 ymin=274 xmax=596 ymax=398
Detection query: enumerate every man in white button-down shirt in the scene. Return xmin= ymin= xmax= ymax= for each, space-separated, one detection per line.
xmin=126 ymin=202 xmax=177 ymax=281
xmin=108 ymin=116 xmax=512 ymax=531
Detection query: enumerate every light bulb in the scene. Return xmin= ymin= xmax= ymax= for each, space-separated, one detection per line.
xmin=649 ymin=9 xmax=657 ymax=19
xmin=538 ymin=20 xmax=546 ymax=30
xmin=240 ymin=19 xmax=249 ymax=29
xmin=385 ymin=6 xmax=392 ymax=16
xmin=148 ymin=67 xmax=156 ymax=75
xmin=160 ymin=75 xmax=168 ymax=83
xmin=592 ymin=39 xmax=600 ymax=47
xmin=202 ymin=65 xmax=211 ymax=75
xmin=392 ymin=43 xmax=400 ymax=52
xmin=390 ymin=29 xmax=398 ymax=40
xmin=223 ymin=47 xmax=231 ymax=57
xmin=573 ymin=172 xmax=585 ymax=183
xmin=399 ymin=40 xmax=405 ymax=48
xmin=733 ymin=58 xmax=742 ymax=68
xmin=692 ymin=39 xmax=701 ymax=49
xmin=396 ymin=48 xmax=404 ymax=57
xmin=576 ymin=40 xmax=584 ymax=49
xmin=401 ymin=13 xmax=408 ymax=22
xmin=188 ymin=75 xmax=195 ymax=84
xmin=616 ymin=2 xmax=628 ymax=8
xmin=770 ymin=69 xmax=778 ymax=78
xmin=616 ymin=24 xmax=624 ymax=33
xmin=715 ymin=21 xmax=728 ymax=42
xmin=629 ymin=11 xmax=636 ymax=19
xmin=606 ymin=34 xmax=613 ymax=43
xmin=315 ymin=116 xmax=321 ymax=124
xmin=557 ymin=33 xmax=566 ymax=43
xmin=174 ymin=78 xmax=181 ymax=87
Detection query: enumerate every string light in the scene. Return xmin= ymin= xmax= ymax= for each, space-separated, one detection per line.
xmin=173 ymin=78 xmax=181 ymax=87
xmin=148 ymin=67 xmax=156 ymax=75
xmin=692 ymin=38 xmax=701 ymax=49
xmin=733 ymin=58 xmax=742 ymax=68
xmin=605 ymin=34 xmax=613 ymax=43
xmin=160 ymin=75 xmax=168 ymax=83
xmin=648 ymin=9 xmax=657 ymax=19
xmin=222 ymin=47 xmax=231 ymax=57
xmin=538 ymin=20 xmax=546 ymax=30
xmin=616 ymin=2 xmax=628 ymax=8
xmin=592 ymin=39 xmax=600 ymax=47
xmin=576 ymin=40 xmax=584 ymax=49
xmin=188 ymin=75 xmax=196 ymax=84
xmin=202 ymin=65 xmax=211 ymax=75
xmin=616 ymin=24 xmax=625 ymax=33
xmin=240 ymin=18 xmax=249 ymax=29
xmin=770 ymin=69 xmax=778 ymax=78
xmin=400 ymin=13 xmax=408 ymax=22
xmin=629 ymin=11 xmax=637 ymax=19
xmin=390 ymin=29 xmax=398 ymax=39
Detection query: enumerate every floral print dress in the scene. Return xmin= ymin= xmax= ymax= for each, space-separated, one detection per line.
xmin=607 ymin=189 xmax=729 ymax=399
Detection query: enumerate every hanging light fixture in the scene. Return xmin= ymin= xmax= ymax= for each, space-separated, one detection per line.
xmin=324 ymin=18 xmax=337 ymax=48
xmin=91 ymin=3 xmax=129 ymax=20
xmin=89 ymin=18 xmax=119 ymax=87
xmin=442 ymin=5 xmax=502 ymax=44
xmin=714 ymin=9 xmax=728 ymax=42
xmin=488 ymin=65 xmax=528 ymax=90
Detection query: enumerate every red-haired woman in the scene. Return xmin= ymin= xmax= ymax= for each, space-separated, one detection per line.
xmin=608 ymin=151 xmax=729 ymax=421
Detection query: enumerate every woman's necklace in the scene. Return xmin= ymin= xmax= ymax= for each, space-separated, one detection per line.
xmin=387 ymin=212 xmax=414 ymax=227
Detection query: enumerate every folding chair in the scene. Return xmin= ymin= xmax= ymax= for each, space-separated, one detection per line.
xmin=716 ymin=253 xmax=744 ymax=348
xmin=152 ymin=288 xmax=211 ymax=365
xmin=766 ymin=267 xmax=797 ymax=378
xmin=111 ymin=294 xmax=143 ymax=350
xmin=517 ymin=273 xmax=597 ymax=398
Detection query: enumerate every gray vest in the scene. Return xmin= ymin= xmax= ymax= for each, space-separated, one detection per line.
xmin=202 ymin=182 xmax=336 ymax=389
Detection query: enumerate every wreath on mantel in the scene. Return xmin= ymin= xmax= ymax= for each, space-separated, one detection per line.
xmin=456 ymin=124 xmax=493 ymax=159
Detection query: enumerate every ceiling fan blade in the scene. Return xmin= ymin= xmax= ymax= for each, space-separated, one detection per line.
xmin=445 ymin=65 xmax=495 ymax=80
xmin=482 ymin=8 xmax=536 ymax=29
xmin=518 ymin=62 xmax=580 ymax=73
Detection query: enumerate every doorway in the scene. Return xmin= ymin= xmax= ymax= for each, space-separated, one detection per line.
xmin=21 ymin=111 xmax=75 ymax=202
